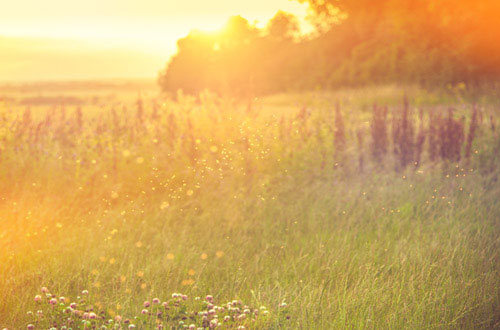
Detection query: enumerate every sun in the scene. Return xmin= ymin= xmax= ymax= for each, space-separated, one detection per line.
xmin=0 ymin=0 xmax=311 ymax=80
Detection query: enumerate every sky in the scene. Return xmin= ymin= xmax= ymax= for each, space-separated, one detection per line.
xmin=0 ymin=0 xmax=310 ymax=82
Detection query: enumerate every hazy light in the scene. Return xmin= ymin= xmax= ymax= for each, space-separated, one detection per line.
xmin=0 ymin=0 xmax=311 ymax=81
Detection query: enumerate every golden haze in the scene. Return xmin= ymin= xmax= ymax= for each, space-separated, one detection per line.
xmin=0 ymin=0 xmax=310 ymax=81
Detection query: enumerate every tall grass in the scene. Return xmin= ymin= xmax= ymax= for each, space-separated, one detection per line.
xmin=0 ymin=87 xmax=499 ymax=329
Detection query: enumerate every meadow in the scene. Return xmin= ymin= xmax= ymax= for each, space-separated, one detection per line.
xmin=0 ymin=84 xmax=499 ymax=329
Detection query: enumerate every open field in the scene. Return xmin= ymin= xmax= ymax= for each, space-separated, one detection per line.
xmin=0 ymin=85 xmax=499 ymax=329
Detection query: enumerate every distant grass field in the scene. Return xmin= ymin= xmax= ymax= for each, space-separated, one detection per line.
xmin=0 ymin=84 xmax=499 ymax=329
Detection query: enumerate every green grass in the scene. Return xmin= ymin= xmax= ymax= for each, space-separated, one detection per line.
xmin=0 ymin=85 xmax=499 ymax=329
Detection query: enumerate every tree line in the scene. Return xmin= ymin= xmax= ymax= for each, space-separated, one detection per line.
xmin=159 ymin=0 xmax=500 ymax=96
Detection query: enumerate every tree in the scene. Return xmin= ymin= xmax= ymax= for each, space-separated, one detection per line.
xmin=267 ymin=11 xmax=299 ymax=41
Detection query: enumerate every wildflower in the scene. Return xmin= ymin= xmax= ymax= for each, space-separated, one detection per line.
xmin=200 ymin=253 xmax=208 ymax=260
xmin=27 ymin=325 xmax=34 ymax=330
xmin=49 ymin=298 xmax=57 ymax=305
xmin=89 ymin=312 xmax=97 ymax=319
xmin=189 ymin=325 xmax=196 ymax=330
xmin=70 ymin=302 xmax=77 ymax=309
xmin=206 ymin=295 xmax=214 ymax=303
xmin=143 ymin=301 xmax=151 ymax=308
xmin=152 ymin=298 xmax=160 ymax=304
xmin=41 ymin=287 xmax=48 ymax=293
xmin=34 ymin=295 xmax=42 ymax=302
xmin=141 ymin=309 xmax=148 ymax=315
xmin=128 ymin=325 xmax=136 ymax=330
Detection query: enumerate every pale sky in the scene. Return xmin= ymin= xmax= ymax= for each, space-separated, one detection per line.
xmin=0 ymin=0 xmax=310 ymax=81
